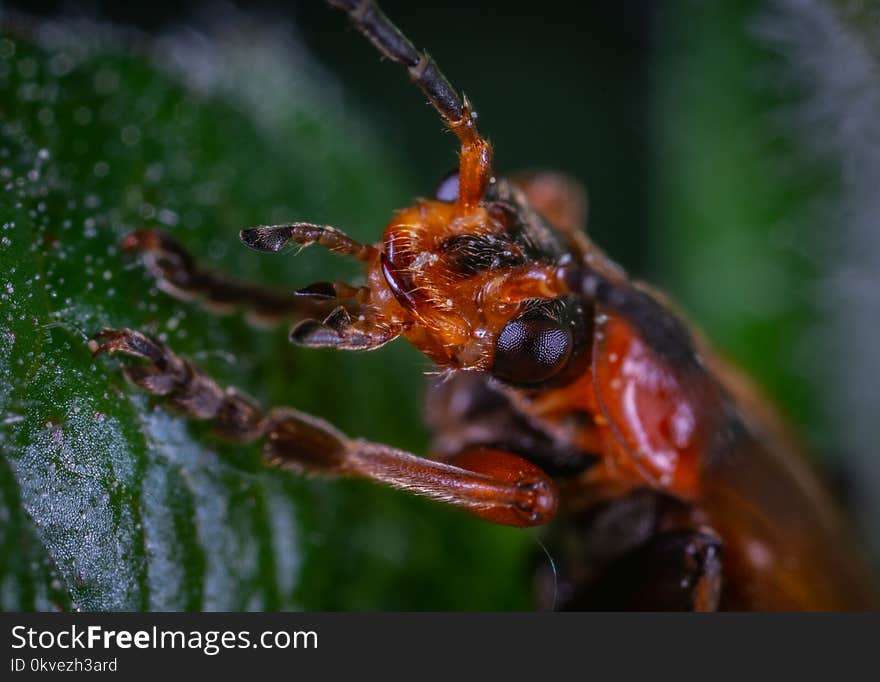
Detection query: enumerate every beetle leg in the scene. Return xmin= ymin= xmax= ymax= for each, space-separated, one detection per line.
xmin=573 ymin=528 xmax=723 ymax=611
xmin=424 ymin=372 xmax=596 ymax=477
xmin=90 ymin=328 xmax=557 ymax=528
xmin=125 ymin=230 xmax=399 ymax=351
xmin=533 ymin=490 xmax=724 ymax=611
xmin=289 ymin=304 xmax=402 ymax=351
xmin=239 ymin=223 xmax=378 ymax=262
xmin=122 ymin=229 xmax=361 ymax=325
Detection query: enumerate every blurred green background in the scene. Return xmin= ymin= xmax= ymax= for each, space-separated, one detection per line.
xmin=1 ymin=0 xmax=878 ymax=610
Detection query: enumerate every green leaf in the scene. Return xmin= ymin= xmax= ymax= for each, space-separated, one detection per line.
xmin=0 ymin=20 xmax=533 ymax=611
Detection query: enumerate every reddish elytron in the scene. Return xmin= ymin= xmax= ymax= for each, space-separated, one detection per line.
xmin=91 ymin=0 xmax=878 ymax=609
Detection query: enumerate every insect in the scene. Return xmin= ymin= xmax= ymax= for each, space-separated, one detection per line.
xmin=90 ymin=0 xmax=878 ymax=610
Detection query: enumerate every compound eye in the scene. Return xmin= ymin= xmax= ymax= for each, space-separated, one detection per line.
xmin=493 ymin=316 xmax=573 ymax=385
xmin=435 ymin=170 xmax=459 ymax=202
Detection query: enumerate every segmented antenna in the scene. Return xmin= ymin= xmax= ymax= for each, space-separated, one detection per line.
xmin=325 ymin=0 xmax=467 ymax=127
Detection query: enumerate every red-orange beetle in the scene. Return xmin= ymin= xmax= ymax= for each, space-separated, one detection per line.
xmin=92 ymin=0 xmax=879 ymax=610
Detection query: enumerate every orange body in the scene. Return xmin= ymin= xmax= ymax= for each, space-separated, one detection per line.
xmin=273 ymin=1 xmax=880 ymax=609
xmin=343 ymin=173 xmax=878 ymax=610
xmin=99 ymin=0 xmax=880 ymax=612
xmin=343 ymin=171 xmax=872 ymax=607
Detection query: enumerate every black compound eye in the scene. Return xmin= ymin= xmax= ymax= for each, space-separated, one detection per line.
xmin=434 ymin=170 xmax=459 ymax=202
xmin=493 ymin=316 xmax=573 ymax=385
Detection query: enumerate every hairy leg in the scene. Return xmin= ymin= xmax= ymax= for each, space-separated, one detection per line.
xmin=90 ymin=328 xmax=558 ymax=527
xmin=536 ymin=489 xmax=723 ymax=611
xmin=572 ymin=528 xmax=723 ymax=611
xmin=122 ymin=229 xmax=351 ymax=325
xmin=238 ymin=223 xmax=378 ymax=261
xmin=424 ymin=372 xmax=595 ymax=477
xmin=124 ymin=228 xmax=401 ymax=351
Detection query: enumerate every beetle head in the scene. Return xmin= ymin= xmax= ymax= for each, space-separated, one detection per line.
xmin=363 ymin=175 xmax=592 ymax=387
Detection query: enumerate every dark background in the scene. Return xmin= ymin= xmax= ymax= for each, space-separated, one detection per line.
xmin=9 ymin=0 xmax=656 ymax=272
